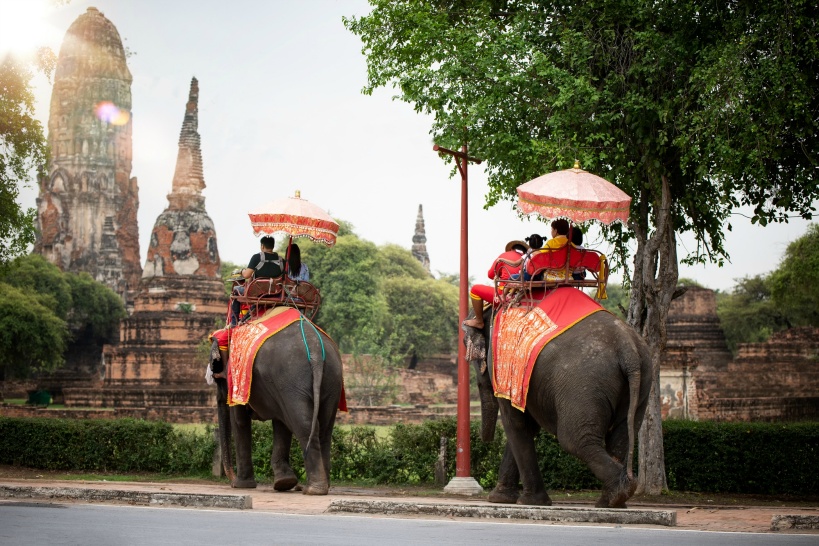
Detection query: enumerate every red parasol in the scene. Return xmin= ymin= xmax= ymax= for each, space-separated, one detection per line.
xmin=516 ymin=161 xmax=631 ymax=225
xmin=249 ymin=191 xmax=339 ymax=246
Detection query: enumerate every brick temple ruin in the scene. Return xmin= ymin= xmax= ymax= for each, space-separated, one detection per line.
xmin=661 ymin=287 xmax=819 ymax=422
xmin=34 ymin=7 xmax=142 ymax=308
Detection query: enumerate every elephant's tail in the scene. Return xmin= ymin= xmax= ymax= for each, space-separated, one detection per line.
xmin=625 ymin=362 xmax=641 ymax=481
xmin=301 ymin=317 xmax=325 ymax=458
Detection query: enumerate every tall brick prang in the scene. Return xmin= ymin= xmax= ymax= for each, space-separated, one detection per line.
xmin=70 ymin=78 xmax=227 ymax=418
xmin=34 ymin=7 xmax=142 ymax=306
xmin=411 ymin=204 xmax=431 ymax=273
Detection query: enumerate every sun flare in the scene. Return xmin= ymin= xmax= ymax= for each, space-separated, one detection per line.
xmin=0 ymin=0 xmax=54 ymax=60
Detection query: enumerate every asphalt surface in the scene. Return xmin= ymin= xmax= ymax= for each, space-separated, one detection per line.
xmin=1 ymin=477 xmax=818 ymax=534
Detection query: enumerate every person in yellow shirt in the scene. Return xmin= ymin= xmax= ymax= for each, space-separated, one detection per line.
xmin=545 ymin=218 xmax=570 ymax=248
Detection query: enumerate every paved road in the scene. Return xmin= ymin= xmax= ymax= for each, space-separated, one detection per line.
xmin=1 ymin=502 xmax=817 ymax=546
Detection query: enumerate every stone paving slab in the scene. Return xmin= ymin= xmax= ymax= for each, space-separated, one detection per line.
xmin=327 ymin=499 xmax=677 ymax=526
xmin=0 ymin=484 xmax=252 ymax=510
xmin=771 ymin=515 xmax=819 ymax=531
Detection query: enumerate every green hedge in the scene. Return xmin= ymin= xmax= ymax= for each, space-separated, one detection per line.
xmin=0 ymin=418 xmax=214 ymax=474
xmin=663 ymin=420 xmax=819 ymax=495
xmin=1 ymin=417 xmax=816 ymax=496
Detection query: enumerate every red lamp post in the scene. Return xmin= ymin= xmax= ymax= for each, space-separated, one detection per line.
xmin=432 ymin=143 xmax=484 ymax=495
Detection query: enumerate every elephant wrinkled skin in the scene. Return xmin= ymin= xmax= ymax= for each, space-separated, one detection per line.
xmin=464 ymin=304 xmax=652 ymax=508
xmin=212 ymin=318 xmax=343 ymax=495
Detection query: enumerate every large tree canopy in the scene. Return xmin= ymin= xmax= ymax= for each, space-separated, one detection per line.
xmin=345 ymin=0 xmax=818 ymax=493
xmin=0 ymin=56 xmax=48 ymax=265
xmin=299 ymin=227 xmax=459 ymax=362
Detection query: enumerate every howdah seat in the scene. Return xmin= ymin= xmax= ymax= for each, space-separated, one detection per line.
xmin=231 ymin=276 xmax=322 ymax=321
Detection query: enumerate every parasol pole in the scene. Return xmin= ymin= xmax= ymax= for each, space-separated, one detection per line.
xmin=433 ymin=143 xmax=484 ymax=496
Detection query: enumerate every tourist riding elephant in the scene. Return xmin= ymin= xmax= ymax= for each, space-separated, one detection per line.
xmin=463 ymin=304 xmax=653 ymax=508
xmin=210 ymin=318 xmax=343 ymax=495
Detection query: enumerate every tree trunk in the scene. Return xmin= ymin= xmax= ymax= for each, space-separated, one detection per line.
xmin=627 ymin=174 xmax=677 ymax=495
xmin=636 ymin=351 xmax=668 ymax=494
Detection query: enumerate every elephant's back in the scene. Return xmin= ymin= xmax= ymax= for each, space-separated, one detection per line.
xmin=251 ymin=322 xmax=343 ymax=399
xmin=530 ymin=311 xmax=648 ymax=417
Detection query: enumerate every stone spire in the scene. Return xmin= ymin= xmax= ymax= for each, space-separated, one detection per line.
xmin=412 ymin=204 xmax=431 ymax=272
xmin=142 ymin=77 xmax=220 ymax=279
xmin=167 ymin=78 xmax=205 ymax=211
xmin=34 ymin=6 xmax=142 ymax=305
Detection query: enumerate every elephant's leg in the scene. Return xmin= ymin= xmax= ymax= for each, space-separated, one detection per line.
xmin=602 ymin=419 xmax=638 ymax=507
xmin=501 ymin=405 xmax=551 ymax=506
xmin=230 ymin=405 xmax=257 ymax=488
xmin=271 ymin=419 xmax=298 ymax=491
xmin=318 ymin=404 xmax=338 ymax=485
xmin=487 ymin=443 xmax=521 ymax=504
xmin=559 ymin=429 xmax=629 ymax=508
xmin=287 ymin=398 xmax=329 ymax=495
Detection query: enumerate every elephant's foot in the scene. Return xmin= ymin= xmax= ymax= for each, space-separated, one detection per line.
xmin=273 ymin=474 xmax=299 ymax=491
xmin=487 ymin=485 xmax=520 ymax=504
xmin=302 ymin=482 xmax=329 ymax=495
xmin=231 ymin=478 xmax=257 ymax=489
xmin=516 ymin=490 xmax=552 ymax=506
xmin=597 ymin=473 xmax=634 ymax=508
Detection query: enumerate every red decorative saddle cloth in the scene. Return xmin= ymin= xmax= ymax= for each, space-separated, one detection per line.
xmin=491 ymin=287 xmax=606 ymax=411
xmin=225 ymin=307 xmax=347 ymax=411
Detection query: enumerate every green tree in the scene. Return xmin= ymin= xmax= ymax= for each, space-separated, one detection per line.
xmin=346 ymin=0 xmax=818 ymax=494
xmin=378 ymin=243 xmax=432 ymax=279
xmin=0 ymin=254 xmax=72 ymax=319
xmin=768 ymin=223 xmax=819 ymax=328
xmin=716 ymin=275 xmax=788 ymax=355
xmin=381 ymin=275 xmax=459 ymax=362
xmin=0 ymin=56 xmax=49 ymax=265
xmin=0 ymin=283 xmax=68 ymax=380
xmin=302 ymin=234 xmax=388 ymax=353
xmin=65 ymin=272 xmax=126 ymax=343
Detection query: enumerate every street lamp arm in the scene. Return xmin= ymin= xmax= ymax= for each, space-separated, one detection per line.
xmin=432 ymin=144 xmax=483 ymax=165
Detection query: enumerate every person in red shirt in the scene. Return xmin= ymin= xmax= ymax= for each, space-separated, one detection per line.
xmin=463 ymin=239 xmax=528 ymax=329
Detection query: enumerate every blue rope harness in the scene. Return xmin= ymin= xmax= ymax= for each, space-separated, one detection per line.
xmin=299 ymin=314 xmax=325 ymax=361
xmin=281 ymin=283 xmax=324 ymax=362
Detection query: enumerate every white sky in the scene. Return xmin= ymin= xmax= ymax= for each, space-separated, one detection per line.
xmin=9 ymin=0 xmax=817 ymax=292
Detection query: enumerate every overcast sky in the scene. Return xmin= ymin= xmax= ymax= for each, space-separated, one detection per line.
xmin=9 ymin=0 xmax=817 ymax=292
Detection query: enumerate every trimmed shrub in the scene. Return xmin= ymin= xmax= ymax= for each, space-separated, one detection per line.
xmin=663 ymin=420 xmax=819 ymax=495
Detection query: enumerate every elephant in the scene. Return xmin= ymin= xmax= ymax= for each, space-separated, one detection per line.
xmin=210 ymin=318 xmax=343 ymax=495
xmin=463 ymin=302 xmax=653 ymax=508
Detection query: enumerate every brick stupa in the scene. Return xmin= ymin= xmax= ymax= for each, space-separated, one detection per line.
xmin=34 ymin=7 xmax=142 ymax=306
xmin=63 ymin=79 xmax=225 ymax=421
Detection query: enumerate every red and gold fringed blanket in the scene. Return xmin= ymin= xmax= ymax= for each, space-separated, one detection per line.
xmin=227 ymin=307 xmax=300 ymax=406
xmin=491 ymin=287 xmax=605 ymax=411
xmin=225 ymin=307 xmax=348 ymax=412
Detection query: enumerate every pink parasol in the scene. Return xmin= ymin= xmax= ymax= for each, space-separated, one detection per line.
xmin=516 ymin=162 xmax=631 ymax=225
xmin=249 ymin=191 xmax=339 ymax=246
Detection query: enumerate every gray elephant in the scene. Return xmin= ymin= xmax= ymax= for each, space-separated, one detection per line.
xmin=211 ymin=318 xmax=343 ymax=494
xmin=463 ymin=303 xmax=652 ymax=508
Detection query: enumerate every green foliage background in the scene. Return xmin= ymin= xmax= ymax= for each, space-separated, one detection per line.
xmin=0 ymin=254 xmax=125 ymax=378
xmin=716 ymin=224 xmax=819 ymax=353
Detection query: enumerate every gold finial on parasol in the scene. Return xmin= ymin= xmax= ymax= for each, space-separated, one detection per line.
xmin=573 ymin=159 xmax=581 ymax=170
xmin=295 ymin=190 xmax=301 ymax=198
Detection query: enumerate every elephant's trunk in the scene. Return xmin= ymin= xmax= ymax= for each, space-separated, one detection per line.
xmin=464 ymin=308 xmax=498 ymax=443
xmin=473 ymin=360 xmax=499 ymax=442
xmin=211 ymin=342 xmax=236 ymax=483
xmin=216 ymin=378 xmax=236 ymax=483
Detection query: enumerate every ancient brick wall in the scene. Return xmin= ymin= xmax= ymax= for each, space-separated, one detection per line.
xmin=696 ymin=327 xmax=819 ymax=421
